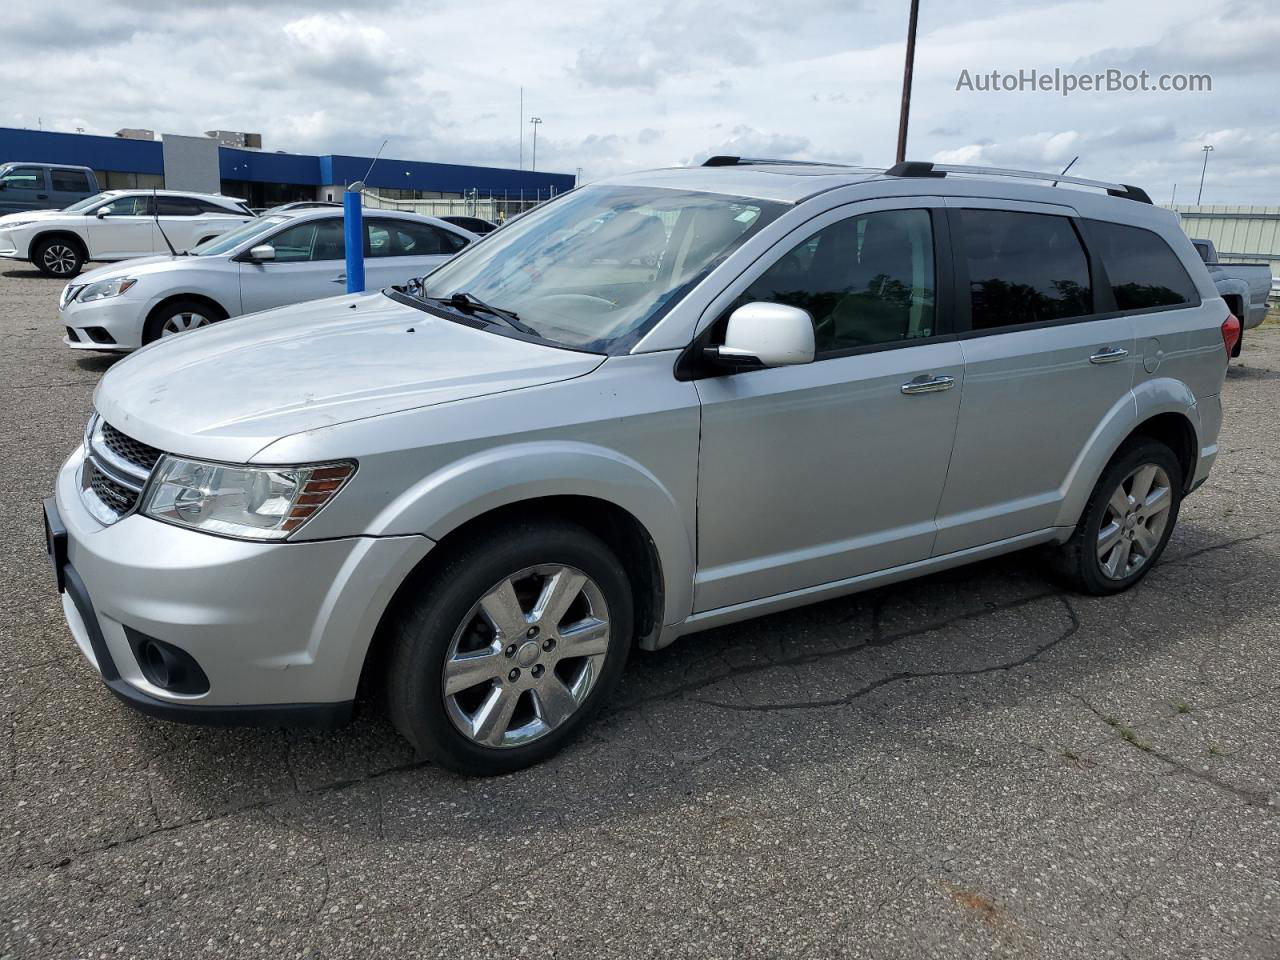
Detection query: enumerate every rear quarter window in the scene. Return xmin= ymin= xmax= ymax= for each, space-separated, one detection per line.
xmin=1086 ymin=220 xmax=1199 ymax=310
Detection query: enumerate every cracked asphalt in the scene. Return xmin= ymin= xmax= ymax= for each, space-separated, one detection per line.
xmin=1 ymin=265 xmax=1278 ymax=959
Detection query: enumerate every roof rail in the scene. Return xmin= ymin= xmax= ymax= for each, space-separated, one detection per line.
xmin=702 ymin=155 xmax=858 ymax=169
xmin=883 ymin=160 xmax=1152 ymax=204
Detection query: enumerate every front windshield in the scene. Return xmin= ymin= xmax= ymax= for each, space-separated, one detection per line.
xmin=415 ymin=185 xmax=785 ymax=352
xmin=191 ymin=215 xmax=286 ymax=256
xmin=62 ymin=192 xmax=113 ymax=213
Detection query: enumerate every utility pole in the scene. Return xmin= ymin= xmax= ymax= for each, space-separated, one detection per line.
xmin=529 ymin=117 xmax=543 ymax=172
xmin=895 ymin=0 xmax=921 ymax=164
xmin=1197 ymin=145 xmax=1214 ymax=205
xmin=519 ymin=87 xmax=524 ymax=170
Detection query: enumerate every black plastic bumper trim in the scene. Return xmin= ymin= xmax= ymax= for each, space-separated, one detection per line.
xmin=45 ymin=498 xmax=352 ymax=730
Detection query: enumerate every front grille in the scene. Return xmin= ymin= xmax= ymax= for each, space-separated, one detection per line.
xmin=88 ymin=462 xmax=138 ymax=514
xmin=79 ymin=416 xmax=166 ymax=524
xmin=101 ymin=422 xmax=162 ymax=472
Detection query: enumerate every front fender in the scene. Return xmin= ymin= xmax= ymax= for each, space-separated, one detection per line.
xmin=368 ymin=441 xmax=696 ymax=628
xmin=1053 ymin=378 xmax=1200 ymax=530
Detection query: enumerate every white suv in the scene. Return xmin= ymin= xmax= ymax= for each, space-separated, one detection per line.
xmin=0 ymin=189 xmax=254 ymax=277
xmin=45 ymin=159 xmax=1233 ymax=776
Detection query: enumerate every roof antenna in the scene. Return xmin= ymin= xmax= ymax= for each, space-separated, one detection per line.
xmin=1051 ymin=156 xmax=1079 ymax=187
xmin=356 ymin=139 xmax=388 ymax=195
xmin=152 ymin=187 xmax=179 ymax=256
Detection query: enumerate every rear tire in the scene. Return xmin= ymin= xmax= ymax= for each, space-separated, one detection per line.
xmin=33 ymin=237 xmax=84 ymax=278
xmin=142 ymin=298 xmax=226 ymax=344
xmin=1052 ymin=439 xmax=1183 ymax=595
xmin=386 ymin=520 xmax=633 ymax=776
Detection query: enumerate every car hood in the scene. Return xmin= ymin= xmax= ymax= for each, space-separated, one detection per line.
xmin=0 ymin=209 xmax=70 ymax=226
xmin=93 ymin=292 xmax=605 ymax=463
xmin=75 ymin=255 xmax=214 ymax=285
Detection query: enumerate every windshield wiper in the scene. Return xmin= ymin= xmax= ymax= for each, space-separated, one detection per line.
xmin=435 ymin=291 xmax=540 ymax=337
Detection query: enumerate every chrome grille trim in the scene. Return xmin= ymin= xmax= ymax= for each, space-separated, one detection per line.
xmin=79 ymin=414 xmax=166 ymax=524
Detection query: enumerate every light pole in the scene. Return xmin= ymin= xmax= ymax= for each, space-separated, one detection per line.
xmin=529 ymin=117 xmax=543 ymax=172
xmin=1196 ymin=144 xmax=1214 ymax=205
xmin=895 ymin=0 xmax=922 ymax=164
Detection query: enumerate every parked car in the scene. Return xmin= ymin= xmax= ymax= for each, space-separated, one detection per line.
xmin=45 ymin=159 xmax=1233 ymax=775
xmin=0 ymin=162 xmax=99 ymax=213
xmin=59 ymin=208 xmax=475 ymax=349
xmin=0 ymin=190 xmax=254 ymax=278
xmin=440 ymin=215 xmax=498 ymax=235
xmin=259 ymin=200 xmax=342 ymax=215
xmin=1190 ymin=238 xmax=1271 ymax=354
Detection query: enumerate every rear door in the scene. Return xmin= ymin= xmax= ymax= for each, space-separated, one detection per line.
xmin=363 ymin=217 xmax=468 ymax=289
xmin=48 ymin=168 xmax=94 ymax=208
xmin=86 ymin=195 xmax=158 ymax=259
xmin=932 ymin=200 xmax=1137 ymax=555
xmin=0 ymin=165 xmax=49 ymax=212
xmin=237 ymin=216 xmax=347 ymax=313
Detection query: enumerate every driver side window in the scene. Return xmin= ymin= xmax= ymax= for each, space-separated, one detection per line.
xmin=738 ymin=208 xmax=937 ymax=355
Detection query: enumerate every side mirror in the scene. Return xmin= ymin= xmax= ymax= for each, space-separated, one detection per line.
xmin=248 ymin=244 xmax=276 ymax=262
xmin=95 ymin=207 xmax=108 ymax=219
xmin=708 ymin=302 xmax=815 ymax=370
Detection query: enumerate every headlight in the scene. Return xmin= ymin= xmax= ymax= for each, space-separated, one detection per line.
xmin=140 ymin=456 xmax=356 ymax=541
xmin=77 ymin=277 xmax=137 ymax=303
xmin=0 ymin=221 xmax=33 ymax=231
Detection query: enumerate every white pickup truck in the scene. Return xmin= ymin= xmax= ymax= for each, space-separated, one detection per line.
xmin=0 ymin=190 xmax=254 ymax=278
xmin=1191 ymin=238 xmax=1272 ymax=355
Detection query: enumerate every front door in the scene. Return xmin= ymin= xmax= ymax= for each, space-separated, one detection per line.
xmin=237 ymin=217 xmax=347 ymax=314
xmin=693 ymin=203 xmax=963 ymax=612
xmin=85 ymin=195 xmax=158 ymax=259
xmin=363 ymin=217 xmax=466 ymax=289
xmin=932 ymin=201 xmax=1137 ymax=555
xmin=0 ymin=166 xmax=50 ymax=213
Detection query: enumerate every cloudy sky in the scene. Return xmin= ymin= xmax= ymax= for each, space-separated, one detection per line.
xmin=3 ymin=0 xmax=1277 ymax=202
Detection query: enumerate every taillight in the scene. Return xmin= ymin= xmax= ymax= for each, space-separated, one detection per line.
xmin=1221 ymin=314 xmax=1241 ymax=357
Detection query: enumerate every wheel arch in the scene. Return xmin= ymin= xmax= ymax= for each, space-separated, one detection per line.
xmin=143 ymin=293 xmax=232 ymax=340
xmin=358 ymin=493 xmax=671 ymax=700
xmin=1055 ymin=380 xmax=1201 ymax=530
xmin=30 ymin=229 xmax=88 ymax=261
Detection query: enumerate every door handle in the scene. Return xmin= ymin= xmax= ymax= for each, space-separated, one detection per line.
xmin=37 ymin=194 xmax=48 ymax=200
xmin=1089 ymin=346 xmax=1129 ymax=364
xmin=330 ymin=275 xmax=347 ymax=284
xmin=901 ymin=374 xmax=956 ymax=395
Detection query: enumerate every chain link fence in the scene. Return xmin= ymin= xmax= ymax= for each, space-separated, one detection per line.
xmin=360 ymin=188 xmax=560 ymax=226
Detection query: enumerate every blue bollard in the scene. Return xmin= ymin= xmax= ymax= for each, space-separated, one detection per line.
xmin=343 ymin=190 xmax=365 ymax=294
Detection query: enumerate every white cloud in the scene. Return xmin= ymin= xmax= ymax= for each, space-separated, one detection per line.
xmin=0 ymin=0 xmax=1275 ymax=200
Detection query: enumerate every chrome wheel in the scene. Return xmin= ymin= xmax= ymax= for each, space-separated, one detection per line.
xmin=443 ymin=564 xmax=611 ymax=749
xmin=1097 ymin=463 xmax=1172 ymax=580
xmin=161 ymin=311 xmax=211 ymax=336
xmin=41 ymin=244 xmax=78 ymax=275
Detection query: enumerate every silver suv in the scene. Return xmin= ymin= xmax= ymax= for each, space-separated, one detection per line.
xmin=44 ymin=158 xmax=1236 ymax=775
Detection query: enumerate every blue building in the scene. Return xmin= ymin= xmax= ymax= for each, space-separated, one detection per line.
xmin=0 ymin=126 xmax=575 ymax=208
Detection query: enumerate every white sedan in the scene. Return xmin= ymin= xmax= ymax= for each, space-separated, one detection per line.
xmin=59 ymin=207 xmax=476 ymax=350
xmin=0 ymin=189 xmax=255 ymax=278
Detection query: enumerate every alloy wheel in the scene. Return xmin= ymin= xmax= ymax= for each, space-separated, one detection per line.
xmin=442 ymin=564 xmax=611 ymax=749
xmin=42 ymin=244 xmax=78 ymax=275
xmin=1097 ymin=463 xmax=1173 ymax=580
xmin=161 ymin=312 xmax=211 ymax=336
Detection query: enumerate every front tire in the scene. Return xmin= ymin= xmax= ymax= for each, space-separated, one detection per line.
xmin=142 ymin=299 xmax=226 ymax=344
xmin=1054 ymin=439 xmax=1183 ymax=595
xmin=33 ymin=237 xmax=84 ymax=278
xmin=386 ymin=521 xmax=633 ymax=775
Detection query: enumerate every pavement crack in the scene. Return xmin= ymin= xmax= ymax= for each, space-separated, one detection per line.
xmin=687 ymin=595 xmax=1079 ymax=714
xmin=615 ymin=589 xmax=1062 ymax=715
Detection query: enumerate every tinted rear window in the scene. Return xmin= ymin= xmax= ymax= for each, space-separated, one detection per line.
xmin=1086 ymin=219 xmax=1199 ymax=310
xmin=958 ymin=209 xmax=1092 ymax=330
xmin=51 ymin=169 xmax=91 ymax=192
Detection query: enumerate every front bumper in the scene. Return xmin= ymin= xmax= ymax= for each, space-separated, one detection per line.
xmin=49 ymin=449 xmax=433 ymax=725
xmin=60 ymin=294 xmax=148 ymax=351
